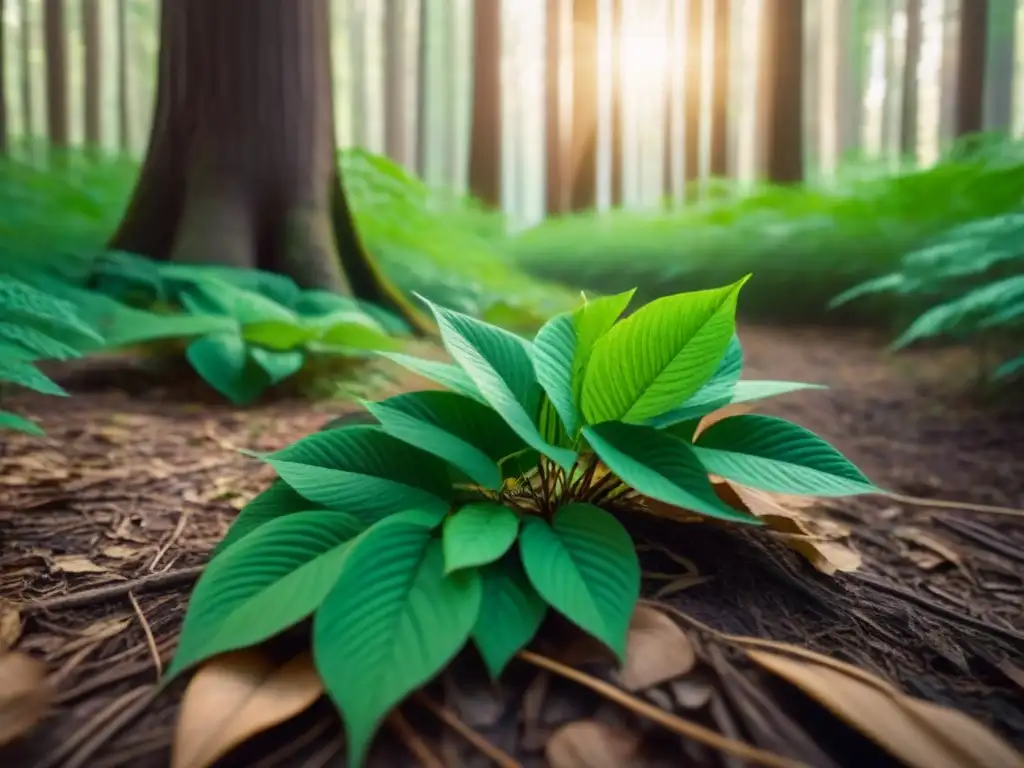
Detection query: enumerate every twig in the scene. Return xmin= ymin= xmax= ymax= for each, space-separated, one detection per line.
xmin=21 ymin=565 xmax=205 ymax=614
xmin=127 ymin=591 xmax=163 ymax=679
xmin=887 ymin=491 xmax=1024 ymax=519
xmin=388 ymin=709 xmax=446 ymax=768
xmin=414 ymin=691 xmax=521 ymax=768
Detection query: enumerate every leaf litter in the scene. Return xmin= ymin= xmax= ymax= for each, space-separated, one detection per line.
xmin=0 ymin=332 xmax=1023 ymax=766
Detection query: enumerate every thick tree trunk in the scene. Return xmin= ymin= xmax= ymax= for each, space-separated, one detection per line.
xmin=569 ymin=0 xmax=598 ymax=210
xmin=683 ymin=0 xmax=703 ymax=196
xmin=468 ymin=0 xmax=502 ymax=208
xmin=709 ymin=0 xmax=730 ymax=177
xmin=43 ymin=0 xmax=68 ymax=150
xmin=19 ymin=0 xmax=32 ymax=145
xmin=108 ymin=0 xmax=424 ymax=330
xmin=116 ymin=0 xmax=130 ymax=153
xmin=0 ymin=0 xmax=7 ymax=155
xmin=955 ymin=0 xmax=988 ymax=137
xmin=545 ymin=0 xmax=569 ymax=215
xmin=383 ymin=0 xmax=410 ymax=166
xmin=82 ymin=0 xmax=102 ymax=152
xmin=608 ymin=0 xmax=623 ymax=208
xmin=901 ymin=0 xmax=922 ymax=159
xmin=759 ymin=0 xmax=804 ymax=183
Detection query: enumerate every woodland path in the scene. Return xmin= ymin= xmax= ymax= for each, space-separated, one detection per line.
xmin=1 ymin=325 xmax=1022 ymax=768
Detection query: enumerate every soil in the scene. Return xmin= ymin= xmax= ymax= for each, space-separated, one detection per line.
xmin=1 ymin=325 xmax=1023 ymax=768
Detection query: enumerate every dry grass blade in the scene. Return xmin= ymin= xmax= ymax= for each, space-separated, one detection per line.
xmin=171 ymin=649 xmax=324 ymax=768
xmin=615 ymin=605 xmax=697 ymax=692
xmin=546 ymin=720 xmax=644 ymax=767
xmin=0 ymin=650 xmax=53 ymax=745
xmin=747 ymin=650 xmax=1024 ymax=768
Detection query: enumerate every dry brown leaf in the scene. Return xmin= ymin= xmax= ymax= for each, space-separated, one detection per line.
xmin=747 ymin=649 xmax=1024 ymax=768
xmin=694 ymin=403 xmax=756 ymax=439
xmin=171 ymin=649 xmax=324 ymax=768
xmin=615 ymin=606 xmax=697 ymax=692
xmin=894 ymin=526 xmax=964 ymax=572
xmin=0 ymin=651 xmax=53 ymax=745
xmin=0 ymin=603 xmax=21 ymax=652
xmin=100 ymin=545 xmax=141 ymax=560
xmin=51 ymin=555 xmax=108 ymax=574
xmin=546 ymin=720 xmax=644 ymax=768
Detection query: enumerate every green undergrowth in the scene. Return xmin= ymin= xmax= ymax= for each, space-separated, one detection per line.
xmin=167 ymin=278 xmax=878 ymax=766
xmin=504 ymin=136 xmax=1024 ymax=327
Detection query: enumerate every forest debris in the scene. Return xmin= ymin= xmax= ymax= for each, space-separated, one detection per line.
xmin=894 ymin=526 xmax=964 ymax=572
xmin=747 ymin=649 xmax=1024 ymax=768
xmin=694 ymin=404 xmax=757 ymax=439
xmin=100 ymin=545 xmax=141 ymax=560
xmin=51 ymin=555 xmax=108 ymax=575
xmin=0 ymin=603 xmax=21 ymax=652
xmin=615 ymin=605 xmax=697 ymax=692
xmin=546 ymin=720 xmax=644 ymax=768
xmin=171 ymin=649 xmax=323 ymax=768
xmin=0 ymin=650 xmax=53 ymax=746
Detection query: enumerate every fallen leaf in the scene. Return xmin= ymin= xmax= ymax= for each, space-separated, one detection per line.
xmin=747 ymin=649 xmax=1024 ymax=768
xmin=0 ymin=651 xmax=53 ymax=745
xmin=615 ymin=606 xmax=697 ymax=691
xmin=101 ymin=546 xmax=140 ymax=560
xmin=694 ymin=404 xmax=756 ymax=439
xmin=546 ymin=720 xmax=644 ymax=768
xmin=171 ymin=649 xmax=323 ymax=768
xmin=0 ymin=603 xmax=21 ymax=652
xmin=894 ymin=526 xmax=964 ymax=572
xmin=51 ymin=555 xmax=108 ymax=574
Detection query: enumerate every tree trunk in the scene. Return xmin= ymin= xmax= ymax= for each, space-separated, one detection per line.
xmin=608 ymin=0 xmax=623 ymax=208
xmin=709 ymin=0 xmax=730 ymax=178
xmin=838 ymin=0 xmax=867 ymax=159
xmin=383 ymin=0 xmax=409 ymax=166
xmin=108 ymin=0 xmax=424 ymax=331
xmin=900 ymin=0 xmax=922 ymax=159
xmin=468 ymin=0 xmax=502 ymax=207
xmin=19 ymin=0 xmax=32 ymax=145
xmin=347 ymin=0 xmax=368 ymax=149
xmin=43 ymin=0 xmax=68 ymax=151
xmin=569 ymin=0 xmax=598 ymax=210
xmin=0 ymin=0 xmax=7 ymax=155
xmin=82 ymin=0 xmax=102 ymax=152
xmin=983 ymin=0 xmax=1015 ymax=132
xmin=683 ymin=0 xmax=704 ymax=195
xmin=116 ymin=0 xmax=130 ymax=153
xmin=545 ymin=0 xmax=569 ymax=215
xmin=759 ymin=0 xmax=804 ymax=183
xmin=955 ymin=0 xmax=988 ymax=136
xmin=415 ymin=0 xmax=428 ymax=179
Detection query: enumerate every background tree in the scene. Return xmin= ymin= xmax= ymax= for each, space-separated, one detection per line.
xmin=107 ymin=0 xmax=423 ymax=329
xmin=383 ymin=0 xmax=410 ymax=167
xmin=955 ymin=0 xmax=988 ymax=136
xmin=545 ymin=0 xmax=569 ymax=215
xmin=683 ymin=0 xmax=704 ymax=196
xmin=609 ymin=0 xmax=623 ymax=207
xmin=569 ymin=0 xmax=598 ymax=210
xmin=0 ymin=0 xmax=7 ymax=155
xmin=468 ymin=0 xmax=502 ymax=208
xmin=82 ymin=0 xmax=102 ymax=152
xmin=116 ymin=0 xmax=130 ymax=153
xmin=43 ymin=0 xmax=68 ymax=151
xmin=710 ymin=0 xmax=732 ymax=178
xmin=984 ymin=0 xmax=1015 ymax=132
xmin=901 ymin=0 xmax=922 ymax=158
xmin=759 ymin=0 xmax=805 ymax=183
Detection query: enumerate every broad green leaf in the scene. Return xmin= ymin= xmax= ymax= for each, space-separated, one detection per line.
xmin=250 ymin=347 xmax=305 ymax=385
xmin=311 ymin=310 xmax=398 ymax=351
xmin=214 ymin=480 xmax=328 ymax=556
xmin=584 ymin=422 xmax=759 ymax=524
xmin=265 ymin=426 xmax=452 ymax=522
xmin=532 ymin=290 xmax=634 ymax=437
xmin=472 ymin=556 xmax=547 ymax=679
xmin=186 ymin=332 xmax=270 ymax=405
xmin=377 ymin=351 xmax=483 ymax=400
xmin=364 ymin=390 xmax=525 ymax=490
xmin=442 ymin=502 xmax=520 ymax=573
xmin=581 ymin=278 xmax=748 ymax=424
xmin=693 ymin=414 xmax=878 ymax=496
xmin=0 ymin=275 xmax=101 ymax=342
xmin=167 ymin=510 xmax=366 ymax=680
xmin=419 ymin=296 xmax=576 ymax=470
xmin=0 ymin=321 xmax=81 ymax=361
xmin=0 ymin=359 xmax=67 ymax=396
xmin=0 ymin=410 xmax=44 ymax=435
xmin=242 ymin=321 xmax=314 ymax=350
xmin=651 ymin=380 xmax=827 ymax=429
xmin=315 ymin=520 xmax=481 ymax=768
xmin=519 ymin=504 xmax=639 ymax=661
xmin=186 ymin=278 xmax=299 ymax=325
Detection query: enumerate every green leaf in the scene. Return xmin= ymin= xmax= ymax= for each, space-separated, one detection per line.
xmin=311 ymin=310 xmax=399 ymax=351
xmin=377 ymin=351 xmax=483 ymax=401
xmin=0 ymin=410 xmax=44 ymax=436
xmin=0 ymin=359 xmax=67 ymax=396
xmin=364 ymin=390 xmax=525 ymax=490
xmin=250 ymin=347 xmax=305 ymax=385
xmin=242 ymin=321 xmax=314 ymax=350
xmin=315 ymin=519 xmax=482 ymax=768
xmin=531 ymin=290 xmax=634 ymax=438
xmin=519 ymin=504 xmax=639 ymax=661
xmin=419 ymin=296 xmax=576 ymax=470
xmin=472 ymin=556 xmax=547 ymax=679
xmin=651 ymin=380 xmax=826 ymax=429
xmin=186 ymin=332 xmax=269 ymax=405
xmin=693 ymin=414 xmax=878 ymax=496
xmin=214 ymin=480 xmax=328 ymax=556
xmin=580 ymin=278 xmax=748 ymax=424
xmin=167 ymin=509 xmax=365 ymax=680
xmin=265 ymin=426 xmax=453 ymax=522
xmin=442 ymin=502 xmax=520 ymax=573
xmin=186 ymin=278 xmax=300 ymax=325
xmin=0 ymin=274 xmax=101 ymax=342
xmin=584 ymin=421 xmax=759 ymax=524
xmin=0 ymin=321 xmax=81 ymax=361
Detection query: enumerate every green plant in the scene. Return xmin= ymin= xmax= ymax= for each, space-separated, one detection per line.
xmin=0 ymin=274 xmax=102 ymax=434
xmin=167 ymin=277 xmax=878 ymax=766
xmin=832 ymin=212 xmax=1024 ymax=380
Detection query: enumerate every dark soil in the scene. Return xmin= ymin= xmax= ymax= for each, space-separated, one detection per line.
xmin=1 ymin=326 xmax=1023 ymax=768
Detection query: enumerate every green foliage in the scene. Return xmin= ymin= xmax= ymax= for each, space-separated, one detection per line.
xmin=172 ymin=279 xmax=878 ymax=766
xmin=832 ymin=212 xmax=1024 ymax=380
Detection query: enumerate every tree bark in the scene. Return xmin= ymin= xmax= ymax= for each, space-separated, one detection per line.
xmin=43 ymin=0 xmax=68 ymax=150
xmin=383 ymin=0 xmax=409 ymax=166
xmin=683 ymin=0 xmax=704 ymax=195
xmin=900 ymin=0 xmax=922 ymax=158
xmin=82 ymin=0 xmax=102 ymax=152
xmin=545 ymin=0 xmax=569 ymax=215
xmin=955 ymin=0 xmax=988 ymax=136
xmin=116 ymin=0 xmax=130 ymax=153
xmin=759 ymin=0 xmax=804 ymax=183
xmin=709 ymin=0 xmax=730 ymax=178
xmin=468 ymin=0 xmax=502 ymax=207
xmin=108 ymin=0 xmax=424 ymax=331
xmin=569 ymin=0 xmax=598 ymax=210
xmin=0 ymin=0 xmax=7 ymax=155
xmin=19 ymin=0 xmax=32 ymax=145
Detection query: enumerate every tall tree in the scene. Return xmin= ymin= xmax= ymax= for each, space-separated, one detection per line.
xmin=43 ymin=0 xmax=69 ymax=150
xmin=545 ymin=0 xmax=569 ymax=214
xmin=709 ymin=0 xmax=731 ymax=177
xmin=347 ymin=0 xmax=369 ymax=149
xmin=82 ymin=0 xmax=102 ymax=151
xmin=0 ymin=0 xmax=7 ymax=155
xmin=116 ymin=0 xmax=130 ymax=152
xmin=415 ymin=0 xmax=428 ymax=178
xmin=955 ymin=0 xmax=988 ymax=136
xmin=19 ymin=0 xmax=32 ymax=145
xmin=108 ymin=0 xmax=424 ymax=330
xmin=383 ymin=0 xmax=410 ymax=166
xmin=900 ymin=0 xmax=922 ymax=158
xmin=569 ymin=0 xmax=598 ymax=210
xmin=838 ymin=0 xmax=867 ymax=158
xmin=984 ymin=0 xmax=1015 ymax=132
xmin=683 ymin=0 xmax=704 ymax=194
xmin=759 ymin=0 xmax=804 ymax=182
xmin=608 ymin=0 xmax=623 ymax=207
xmin=468 ymin=0 xmax=502 ymax=207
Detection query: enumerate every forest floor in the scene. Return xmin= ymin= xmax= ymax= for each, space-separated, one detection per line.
xmin=1 ymin=326 xmax=1023 ymax=768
